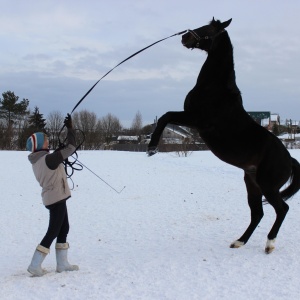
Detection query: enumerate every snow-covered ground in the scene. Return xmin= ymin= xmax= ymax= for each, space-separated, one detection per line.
xmin=1 ymin=149 xmax=300 ymax=300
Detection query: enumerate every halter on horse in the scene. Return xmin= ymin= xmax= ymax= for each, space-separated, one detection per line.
xmin=147 ymin=18 xmax=300 ymax=253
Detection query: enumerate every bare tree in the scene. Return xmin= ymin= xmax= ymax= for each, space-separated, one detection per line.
xmin=99 ymin=113 xmax=122 ymax=145
xmin=73 ymin=110 xmax=99 ymax=149
xmin=46 ymin=111 xmax=64 ymax=150
xmin=130 ymin=111 xmax=143 ymax=136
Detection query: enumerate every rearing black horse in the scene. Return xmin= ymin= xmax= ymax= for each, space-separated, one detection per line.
xmin=147 ymin=18 xmax=300 ymax=253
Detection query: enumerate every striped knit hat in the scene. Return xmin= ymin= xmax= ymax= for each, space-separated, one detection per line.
xmin=26 ymin=132 xmax=45 ymax=152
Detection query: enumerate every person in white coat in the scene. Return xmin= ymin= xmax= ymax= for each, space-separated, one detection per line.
xmin=27 ymin=114 xmax=79 ymax=276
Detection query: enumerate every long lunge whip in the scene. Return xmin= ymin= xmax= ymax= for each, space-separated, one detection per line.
xmin=59 ymin=29 xmax=187 ymax=191
xmin=70 ymin=29 xmax=187 ymax=114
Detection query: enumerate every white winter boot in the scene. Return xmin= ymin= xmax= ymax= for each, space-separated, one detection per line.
xmin=27 ymin=245 xmax=50 ymax=276
xmin=55 ymin=242 xmax=79 ymax=273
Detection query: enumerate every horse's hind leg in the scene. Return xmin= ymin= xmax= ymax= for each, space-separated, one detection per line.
xmin=148 ymin=111 xmax=197 ymax=155
xmin=262 ymin=190 xmax=289 ymax=254
xmin=230 ymin=171 xmax=264 ymax=249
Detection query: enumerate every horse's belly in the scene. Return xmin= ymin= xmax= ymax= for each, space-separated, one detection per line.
xmin=199 ymin=130 xmax=260 ymax=167
xmin=200 ymin=126 xmax=289 ymax=169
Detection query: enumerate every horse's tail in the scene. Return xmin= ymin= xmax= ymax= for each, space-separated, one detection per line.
xmin=280 ymin=157 xmax=300 ymax=201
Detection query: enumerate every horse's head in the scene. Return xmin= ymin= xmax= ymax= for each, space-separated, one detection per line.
xmin=182 ymin=18 xmax=232 ymax=51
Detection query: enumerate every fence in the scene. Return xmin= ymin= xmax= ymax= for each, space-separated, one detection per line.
xmin=110 ymin=143 xmax=209 ymax=152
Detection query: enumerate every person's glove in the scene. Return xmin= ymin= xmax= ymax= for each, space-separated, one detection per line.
xmin=64 ymin=113 xmax=73 ymax=128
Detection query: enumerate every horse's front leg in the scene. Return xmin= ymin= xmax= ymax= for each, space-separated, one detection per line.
xmin=147 ymin=111 xmax=197 ymax=156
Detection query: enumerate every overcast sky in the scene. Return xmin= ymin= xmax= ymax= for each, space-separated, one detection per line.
xmin=1 ymin=0 xmax=300 ymax=127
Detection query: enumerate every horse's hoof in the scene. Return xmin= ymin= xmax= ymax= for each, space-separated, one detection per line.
xmin=265 ymin=239 xmax=275 ymax=254
xmin=147 ymin=147 xmax=158 ymax=156
xmin=230 ymin=240 xmax=244 ymax=248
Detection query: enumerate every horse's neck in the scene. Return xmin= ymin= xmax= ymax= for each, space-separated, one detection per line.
xmin=197 ymin=34 xmax=235 ymax=86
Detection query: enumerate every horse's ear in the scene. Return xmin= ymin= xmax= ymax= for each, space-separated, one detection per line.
xmin=221 ymin=18 xmax=232 ymax=29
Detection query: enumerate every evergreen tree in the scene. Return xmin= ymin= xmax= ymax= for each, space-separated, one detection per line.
xmin=0 ymin=91 xmax=30 ymax=149
xmin=0 ymin=91 xmax=29 ymax=126
xmin=28 ymin=106 xmax=47 ymax=133
xmin=19 ymin=107 xmax=46 ymax=150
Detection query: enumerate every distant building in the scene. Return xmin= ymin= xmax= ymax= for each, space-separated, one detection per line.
xmin=117 ymin=136 xmax=139 ymax=144
xmin=150 ymin=122 xmax=194 ymax=144
xmin=267 ymin=114 xmax=280 ymax=131
xmin=162 ymin=124 xmax=193 ymax=143
xmin=248 ymin=111 xmax=270 ymax=127
xmin=248 ymin=112 xmax=282 ymax=131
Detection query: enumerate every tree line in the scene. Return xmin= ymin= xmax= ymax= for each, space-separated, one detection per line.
xmin=1 ymin=90 xmax=297 ymax=151
xmin=0 ymin=91 xmax=152 ymax=150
